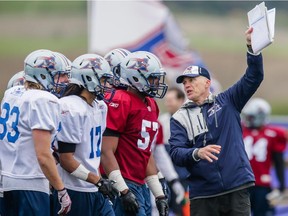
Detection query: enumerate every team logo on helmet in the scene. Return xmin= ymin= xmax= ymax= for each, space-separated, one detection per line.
xmin=15 ymin=77 xmax=25 ymax=86
xmin=80 ymin=58 xmax=102 ymax=70
xmin=105 ymin=55 xmax=113 ymax=67
xmin=34 ymin=56 xmax=56 ymax=70
xmin=128 ymin=58 xmax=149 ymax=71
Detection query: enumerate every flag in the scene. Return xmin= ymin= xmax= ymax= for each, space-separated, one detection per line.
xmin=88 ymin=0 xmax=221 ymax=93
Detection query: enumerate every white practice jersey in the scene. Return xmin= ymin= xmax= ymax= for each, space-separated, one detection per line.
xmin=0 ymin=86 xmax=60 ymax=194
xmin=158 ymin=112 xmax=171 ymax=144
xmin=57 ymin=95 xmax=107 ymax=192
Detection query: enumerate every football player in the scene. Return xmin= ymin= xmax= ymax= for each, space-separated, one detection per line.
xmin=242 ymin=97 xmax=288 ymax=216
xmin=0 ymin=70 xmax=26 ymax=215
xmin=0 ymin=49 xmax=71 ymax=216
xmin=53 ymin=53 xmax=117 ymax=216
xmin=101 ymin=51 xmax=169 ymax=216
xmin=105 ymin=48 xmax=185 ymax=216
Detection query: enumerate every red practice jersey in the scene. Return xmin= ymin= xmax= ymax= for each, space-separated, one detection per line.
xmin=151 ymin=121 xmax=164 ymax=152
xmin=243 ymin=125 xmax=287 ymax=187
xmin=105 ymin=90 xmax=160 ymax=184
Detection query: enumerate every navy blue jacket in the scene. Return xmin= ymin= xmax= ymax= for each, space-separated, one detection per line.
xmin=169 ymin=52 xmax=263 ymax=199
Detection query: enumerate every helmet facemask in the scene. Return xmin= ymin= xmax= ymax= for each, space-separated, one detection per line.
xmin=85 ymin=68 xmax=115 ymax=102
xmin=52 ymin=71 xmax=70 ymax=98
xmin=127 ymin=69 xmax=168 ymax=99
xmin=50 ymin=52 xmax=72 ymax=97
xmin=97 ymin=74 xmax=115 ymax=102
xmin=144 ymin=72 xmax=168 ymax=99
xmin=70 ymin=54 xmax=116 ymax=103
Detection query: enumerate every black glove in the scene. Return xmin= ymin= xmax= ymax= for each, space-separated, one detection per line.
xmin=156 ymin=196 xmax=169 ymax=216
xmin=159 ymin=178 xmax=170 ymax=199
xmin=96 ymin=178 xmax=119 ymax=200
xmin=120 ymin=190 xmax=140 ymax=214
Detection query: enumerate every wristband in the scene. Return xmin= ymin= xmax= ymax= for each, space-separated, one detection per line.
xmin=247 ymin=44 xmax=254 ymax=53
xmin=108 ymin=170 xmax=129 ymax=192
xmin=192 ymin=148 xmax=201 ymax=161
xmin=145 ymin=175 xmax=164 ymax=198
xmin=70 ymin=164 xmax=90 ymax=181
xmin=157 ymin=172 xmax=164 ymax=179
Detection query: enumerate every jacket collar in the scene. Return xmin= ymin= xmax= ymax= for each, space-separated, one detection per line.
xmin=181 ymin=92 xmax=216 ymax=108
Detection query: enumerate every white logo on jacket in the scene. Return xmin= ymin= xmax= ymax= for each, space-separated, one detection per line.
xmin=208 ymin=103 xmax=222 ymax=117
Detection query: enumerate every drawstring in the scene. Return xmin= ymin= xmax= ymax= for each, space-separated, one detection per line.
xmin=186 ymin=108 xmax=196 ymax=145
xmin=213 ymin=95 xmax=218 ymax=128
xmin=200 ymin=107 xmax=207 ymax=146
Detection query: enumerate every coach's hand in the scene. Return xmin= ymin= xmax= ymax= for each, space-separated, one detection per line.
xmin=57 ymin=188 xmax=72 ymax=215
xmin=156 ymin=196 xmax=169 ymax=216
xmin=120 ymin=190 xmax=140 ymax=214
xmin=96 ymin=178 xmax=119 ymax=200
xmin=197 ymin=145 xmax=221 ymax=162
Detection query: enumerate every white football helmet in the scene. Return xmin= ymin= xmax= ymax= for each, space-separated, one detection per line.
xmin=104 ymin=48 xmax=131 ymax=88
xmin=120 ymin=51 xmax=168 ymax=98
xmin=7 ymin=71 xmax=25 ymax=89
xmin=24 ymin=49 xmax=70 ymax=93
xmin=70 ymin=53 xmax=115 ymax=100
xmin=242 ymin=98 xmax=271 ymax=128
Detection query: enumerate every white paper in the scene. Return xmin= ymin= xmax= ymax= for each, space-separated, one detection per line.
xmin=267 ymin=8 xmax=276 ymax=40
xmin=247 ymin=2 xmax=275 ymax=53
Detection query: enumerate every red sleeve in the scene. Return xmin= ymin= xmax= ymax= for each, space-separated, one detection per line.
xmin=156 ymin=121 xmax=164 ymax=145
xmin=105 ymin=90 xmax=131 ymax=133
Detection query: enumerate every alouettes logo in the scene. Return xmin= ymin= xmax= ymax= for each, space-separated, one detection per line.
xmin=105 ymin=55 xmax=113 ymax=67
xmin=208 ymin=103 xmax=222 ymax=117
xmin=128 ymin=58 xmax=149 ymax=71
xmin=35 ymin=56 xmax=56 ymax=70
xmin=80 ymin=58 xmax=102 ymax=70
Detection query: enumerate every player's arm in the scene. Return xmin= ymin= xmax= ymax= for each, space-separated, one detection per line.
xmin=146 ymin=154 xmax=165 ymax=198
xmin=58 ymin=140 xmax=118 ymax=199
xmin=101 ymin=128 xmax=140 ymax=214
xmin=101 ymin=129 xmax=120 ymax=174
xmin=272 ymin=151 xmax=285 ymax=192
xmin=58 ymin=141 xmax=101 ymax=184
xmin=272 ymin=128 xmax=288 ymax=192
xmin=33 ymin=129 xmax=72 ymax=214
xmin=145 ymin=154 xmax=169 ymax=216
xmin=101 ymin=128 xmax=129 ymax=192
xmin=33 ymin=129 xmax=65 ymax=190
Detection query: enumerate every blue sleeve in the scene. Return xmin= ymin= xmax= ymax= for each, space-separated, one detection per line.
xmin=169 ymin=117 xmax=197 ymax=167
xmin=224 ymin=52 xmax=264 ymax=112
